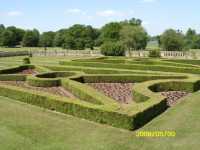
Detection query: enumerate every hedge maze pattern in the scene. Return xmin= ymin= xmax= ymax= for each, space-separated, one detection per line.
xmin=0 ymin=57 xmax=199 ymax=130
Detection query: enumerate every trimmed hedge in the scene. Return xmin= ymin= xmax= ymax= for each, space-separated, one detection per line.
xmin=0 ymin=65 xmax=35 ymax=74
xmin=149 ymin=81 xmax=196 ymax=93
xmin=0 ymin=50 xmax=29 ymax=57
xmin=27 ymin=76 xmax=61 ymax=87
xmin=78 ymin=74 xmax=187 ymax=83
xmin=26 ymin=71 xmax=82 ymax=87
xmin=61 ymin=78 xmax=116 ymax=105
xmin=60 ymin=61 xmax=200 ymax=74
xmin=0 ymin=74 xmax=26 ymax=81
xmin=36 ymin=71 xmax=77 ymax=78
xmin=0 ymin=83 xmax=168 ymax=130
xmin=133 ymin=90 xmax=149 ymax=103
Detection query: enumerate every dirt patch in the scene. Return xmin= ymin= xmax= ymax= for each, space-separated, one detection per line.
xmin=86 ymin=83 xmax=133 ymax=104
xmin=161 ymin=91 xmax=189 ymax=106
xmin=18 ymin=69 xmax=38 ymax=75
xmin=0 ymin=81 xmax=76 ymax=99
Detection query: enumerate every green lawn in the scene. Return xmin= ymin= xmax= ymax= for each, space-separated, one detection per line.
xmin=0 ymin=91 xmax=199 ymax=150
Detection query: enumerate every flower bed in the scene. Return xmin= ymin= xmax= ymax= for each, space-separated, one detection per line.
xmin=86 ymin=83 xmax=133 ymax=104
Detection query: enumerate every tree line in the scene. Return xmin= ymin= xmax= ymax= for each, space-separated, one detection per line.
xmin=0 ymin=18 xmax=200 ymax=51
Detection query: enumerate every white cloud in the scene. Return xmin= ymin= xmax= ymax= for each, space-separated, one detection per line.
xmin=142 ymin=21 xmax=149 ymax=26
xmin=96 ymin=10 xmax=124 ymax=17
xmin=7 ymin=11 xmax=23 ymax=16
xmin=65 ymin=9 xmax=86 ymax=15
xmin=142 ymin=0 xmax=157 ymax=3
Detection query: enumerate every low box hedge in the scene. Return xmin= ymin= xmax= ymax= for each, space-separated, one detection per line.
xmin=27 ymin=76 xmax=61 ymax=87
xmin=148 ymin=81 xmax=197 ymax=93
xmin=0 ymin=74 xmax=26 ymax=81
xmin=0 ymin=50 xmax=29 ymax=57
xmin=0 ymin=65 xmax=35 ymax=74
xmin=80 ymin=74 xmax=187 ymax=83
xmin=0 ymin=83 xmax=168 ymax=130
xmin=60 ymin=61 xmax=200 ymax=74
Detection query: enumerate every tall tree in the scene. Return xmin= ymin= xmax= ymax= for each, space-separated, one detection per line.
xmin=160 ymin=29 xmax=185 ymax=51
xmin=22 ymin=29 xmax=40 ymax=47
xmin=53 ymin=29 xmax=66 ymax=47
xmin=0 ymin=30 xmax=15 ymax=47
xmin=100 ymin=22 xmax=122 ymax=43
xmin=40 ymin=31 xmax=55 ymax=47
xmin=120 ymin=25 xmax=148 ymax=50
xmin=0 ymin=24 xmax=5 ymax=46
xmin=63 ymin=24 xmax=98 ymax=50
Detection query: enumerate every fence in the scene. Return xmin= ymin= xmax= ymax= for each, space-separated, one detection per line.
xmin=1 ymin=49 xmax=199 ymax=59
xmin=31 ymin=50 xmax=103 ymax=57
xmin=127 ymin=50 xmax=200 ymax=59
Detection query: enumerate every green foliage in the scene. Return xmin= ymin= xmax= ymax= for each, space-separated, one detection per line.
xmin=60 ymin=60 xmax=200 ymax=74
xmin=23 ymin=57 xmax=31 ymax=64
xmin=0 ymin=51 xmax=29 ymax=57
xmin=22 ymin=29 xmax=40 ymax=47
xmin=101 ymin=42 xmax=125 ymax=56
xmin=149 ymin=49 xmax=161 ymax=58
xmin=0 ymin=65 xmax=34 ymax=74
xmin=63 ymin=24 xmax=99 ymax=50
xmin=160 ymin=29 xmax=185 ymax=51
xmin=185 ymin=28 xmax=200 ymax=49
xmin=39 ymin=31 xmax=55 ymax=47
xmin=81 ymin=74 xmax=186 ymax=83
xmin=149 ymin=81 xmax=195 ymax=93
xmin=27 ymin=76 xmax=61 ymax=87
xmin=0 ymin=74 xmax=26 ymax=81
xmin=53 ymin=30 xmax=66 ymax=47
xmin=0 ymin=30 xmax=15 ymax=47
xmin=0 ymin=26 xmax=25 ymax=47
xmin=120 ymin=25 xmax=148 ymax=50
xmin=100 ymin=22 xmax=122 ymax=43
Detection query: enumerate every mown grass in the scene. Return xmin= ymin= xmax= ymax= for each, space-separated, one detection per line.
xmin=0 ymin=91 xmax=199 ymax=150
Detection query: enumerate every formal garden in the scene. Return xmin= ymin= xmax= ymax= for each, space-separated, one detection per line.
xmin=0 ymin=10 xmax=200 ymax=149
xmin=0 ymin=55 xmax=199 ymax=130
xmin=0 ymin=54 xmax=199 ymax=149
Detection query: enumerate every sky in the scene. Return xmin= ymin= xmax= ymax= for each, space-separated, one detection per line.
xmin=0 ymin=0 xmax=200 ymax=35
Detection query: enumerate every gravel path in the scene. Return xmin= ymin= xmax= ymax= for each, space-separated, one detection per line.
xmin=161 ymin=91 xmax=189 ymax=106
xmin=86 ymin=83 xmax=133 ymax=104
xmin=18 ymin=69 xmax=38 ymax=75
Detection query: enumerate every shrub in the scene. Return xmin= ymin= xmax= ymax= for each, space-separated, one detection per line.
xmin=23 ymin=57 xmax=31 ymax=64
xmin=0 ymin=51 xmax=29 ymax=57
xmin=27 ymin=76 xmax=60 ymax=87
xmin=149 ymin=49 xmax=161 ymax=58
xmin=101 ymin=42 xmax=125 ymax=56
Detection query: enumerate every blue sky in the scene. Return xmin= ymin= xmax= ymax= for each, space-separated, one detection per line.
xmin=0 ymin=0 xmax=199 ymax=35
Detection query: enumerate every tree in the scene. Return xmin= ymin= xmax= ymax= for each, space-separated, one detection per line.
xmin=191 ymin=35 xmax=200 ymax=49
xmin=40 ymin=31 xmax=55 ymax=47
xmin=53 ymin=29 xmax=66 ymax=47
xmin=6 ymin=26 xmax=25 ymax=46
xmin=100 ymin=22 xmax=121 ymax=43
xmin=22 ymin=29 xmax=40 ymax=47
xmin=83 ymin=26 xmax=99 ymax=49
xmin=0 ymin=30 xmax=15 ymax=47
xmin=160 ymin=29 xmax=185 ymax=51
xmin=120 ymin=25 xmax=148 ymax=50
xmin=120 ymin=18 xmax=142 ymax=26
xmin=63 ymin=24 xmax=98 ymax=50
xmin=0 ymin=24 xmax=5 ymax=46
